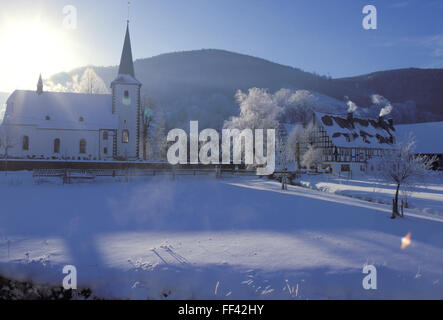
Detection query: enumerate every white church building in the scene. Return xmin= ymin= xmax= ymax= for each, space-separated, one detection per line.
xmin=0 ymin=23 xmax=142 ymax=161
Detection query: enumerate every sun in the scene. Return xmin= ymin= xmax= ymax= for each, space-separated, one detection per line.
xmin=0 ymin=18 xmax=78 ymax=92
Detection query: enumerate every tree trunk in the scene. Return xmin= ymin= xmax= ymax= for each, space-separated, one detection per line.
xmin=391 ymin=183 xmax=400 ymax=218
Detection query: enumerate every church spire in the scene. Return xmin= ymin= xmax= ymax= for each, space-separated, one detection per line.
xmin=117 ymin=22 xmax=135 ymax=77
xmin=37 ymin=74 xmax=43 ymax=95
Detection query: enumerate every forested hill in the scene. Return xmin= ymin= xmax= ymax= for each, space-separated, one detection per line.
xmin=47 ymin=49 xmax=443 ymax=127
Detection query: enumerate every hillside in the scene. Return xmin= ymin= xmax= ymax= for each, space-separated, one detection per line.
xmin=46 ymin=49 xmax=443 ymax=127
xmin=336 ymin=68 xmax=443 ymax=117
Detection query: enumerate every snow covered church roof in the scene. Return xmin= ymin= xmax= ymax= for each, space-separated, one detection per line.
xmin=314 ymin=111 xmax=396 ymax=148
xmin=3 ymin=90 xmax=118 ymax=130
xmin=395 ymin=121 xmax=443 ymax=154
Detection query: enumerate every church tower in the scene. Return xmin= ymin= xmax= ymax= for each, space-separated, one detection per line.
xmin=111 ymin=22 xmax=142 ymax=160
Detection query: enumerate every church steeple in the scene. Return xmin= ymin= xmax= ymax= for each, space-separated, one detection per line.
xmin=37 ymin=74 xmax=43 ymax=95
xmin=118 ymin=22 xmax=135 ymax=77
xmin=111 ymin=20 xmax=142 ymax=161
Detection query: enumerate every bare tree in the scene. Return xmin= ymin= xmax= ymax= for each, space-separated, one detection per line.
xmin=376 ymin=136 xmax=437 ymax=219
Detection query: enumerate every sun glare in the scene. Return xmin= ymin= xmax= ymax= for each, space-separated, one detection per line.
xmin=0 ymin=18 xmax=78 ymax=92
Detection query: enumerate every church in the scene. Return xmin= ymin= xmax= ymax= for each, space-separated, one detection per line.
xmin=0 ymin=23 xmax=143 ymax=161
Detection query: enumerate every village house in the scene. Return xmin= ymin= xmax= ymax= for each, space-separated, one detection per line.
xmin=285 ymin=111 xmax=397 ymax=177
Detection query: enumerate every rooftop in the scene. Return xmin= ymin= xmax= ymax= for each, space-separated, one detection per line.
xmin=3 ymin=90 xmax=118 ymax=130
xmin=314 ymin=111 xmax=395 ymax=148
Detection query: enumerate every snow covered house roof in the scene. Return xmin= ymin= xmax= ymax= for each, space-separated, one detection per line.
xmin=3 ymin=90 xmax=118 ymax=130
xmin=313 ymin=111 xmax=396 ymax=149
xmin=395 ymin=121 xmax=443 ymax=154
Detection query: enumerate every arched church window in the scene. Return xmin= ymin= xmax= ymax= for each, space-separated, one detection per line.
xmin=103 ymin=131 xmax=108 ymax=140
xmin=22 ymin=136 xmax=29 ymax=150
xmin=122 ymin=130 xmax=129 ymax=143
xmin=45 ymin=115 xmax=50 ymax=120
xmin=79 ymin=139 xmax=86 ymax=154
xmin=54 ymin=138 xmax=60 ymax=153
xmin=79 ymin=117 xmax=84 ymax=122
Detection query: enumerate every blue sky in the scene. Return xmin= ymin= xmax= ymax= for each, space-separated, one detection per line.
xmin=0 ymin=0 xmax=442 ymax=91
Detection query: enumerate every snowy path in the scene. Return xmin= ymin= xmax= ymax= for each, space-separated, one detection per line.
xmin=1 ymin=174 xmax=443 ymax=299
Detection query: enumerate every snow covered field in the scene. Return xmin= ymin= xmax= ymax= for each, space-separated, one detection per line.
xmin=298 ymin=173 xmax=443 ymax=217
xmin=1 ymin=171 xmax=443 ymax=299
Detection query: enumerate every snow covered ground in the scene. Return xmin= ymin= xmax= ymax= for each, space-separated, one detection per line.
xmin=1 ymin=171 xmax=443 ymax=299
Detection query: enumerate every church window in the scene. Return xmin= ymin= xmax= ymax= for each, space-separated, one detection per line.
xmin=122 ymin=130 xmax=129 ymax=143
xmin=79 ymin=117 xmax=84 ymax=122
xmin=45 ymin=115 xmax=50 ymax=120
xmin=54 ymin=138 xmax=60 ymax=153
xmin=22 ymin=136 xmax=29 ymax=150
xmin=123 ymin=90 xmax=131 ymax=105
xmin=103 ymin=131 xmax=108 ymax=140
xmin=104 ymin=147 xmax=108 ymax=154
xmin=79 ymin=139 xmax=86 ymax=154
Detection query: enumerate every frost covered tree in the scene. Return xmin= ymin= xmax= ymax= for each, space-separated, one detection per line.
xmin=279 ymin=89 xmax=318 ymax=124
xmin=301 ymin=145 xmax=323 ymax=171
xmin=375 ymin=136 xmax=437 ymax=219
xmin=224 ymin=88 xmax=284 ymax=130
xmin=276 ymin=124 xmax=296 ymax=171
xmin=224 ymin=88 xmax=284 ymax=167
xmin=78 ymin=68 xmax=109 ymax=94
xmin=141 ymin=95 xmax=167 ymax=161
xmin=287 ymin=122 xmax=320 ymax=170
